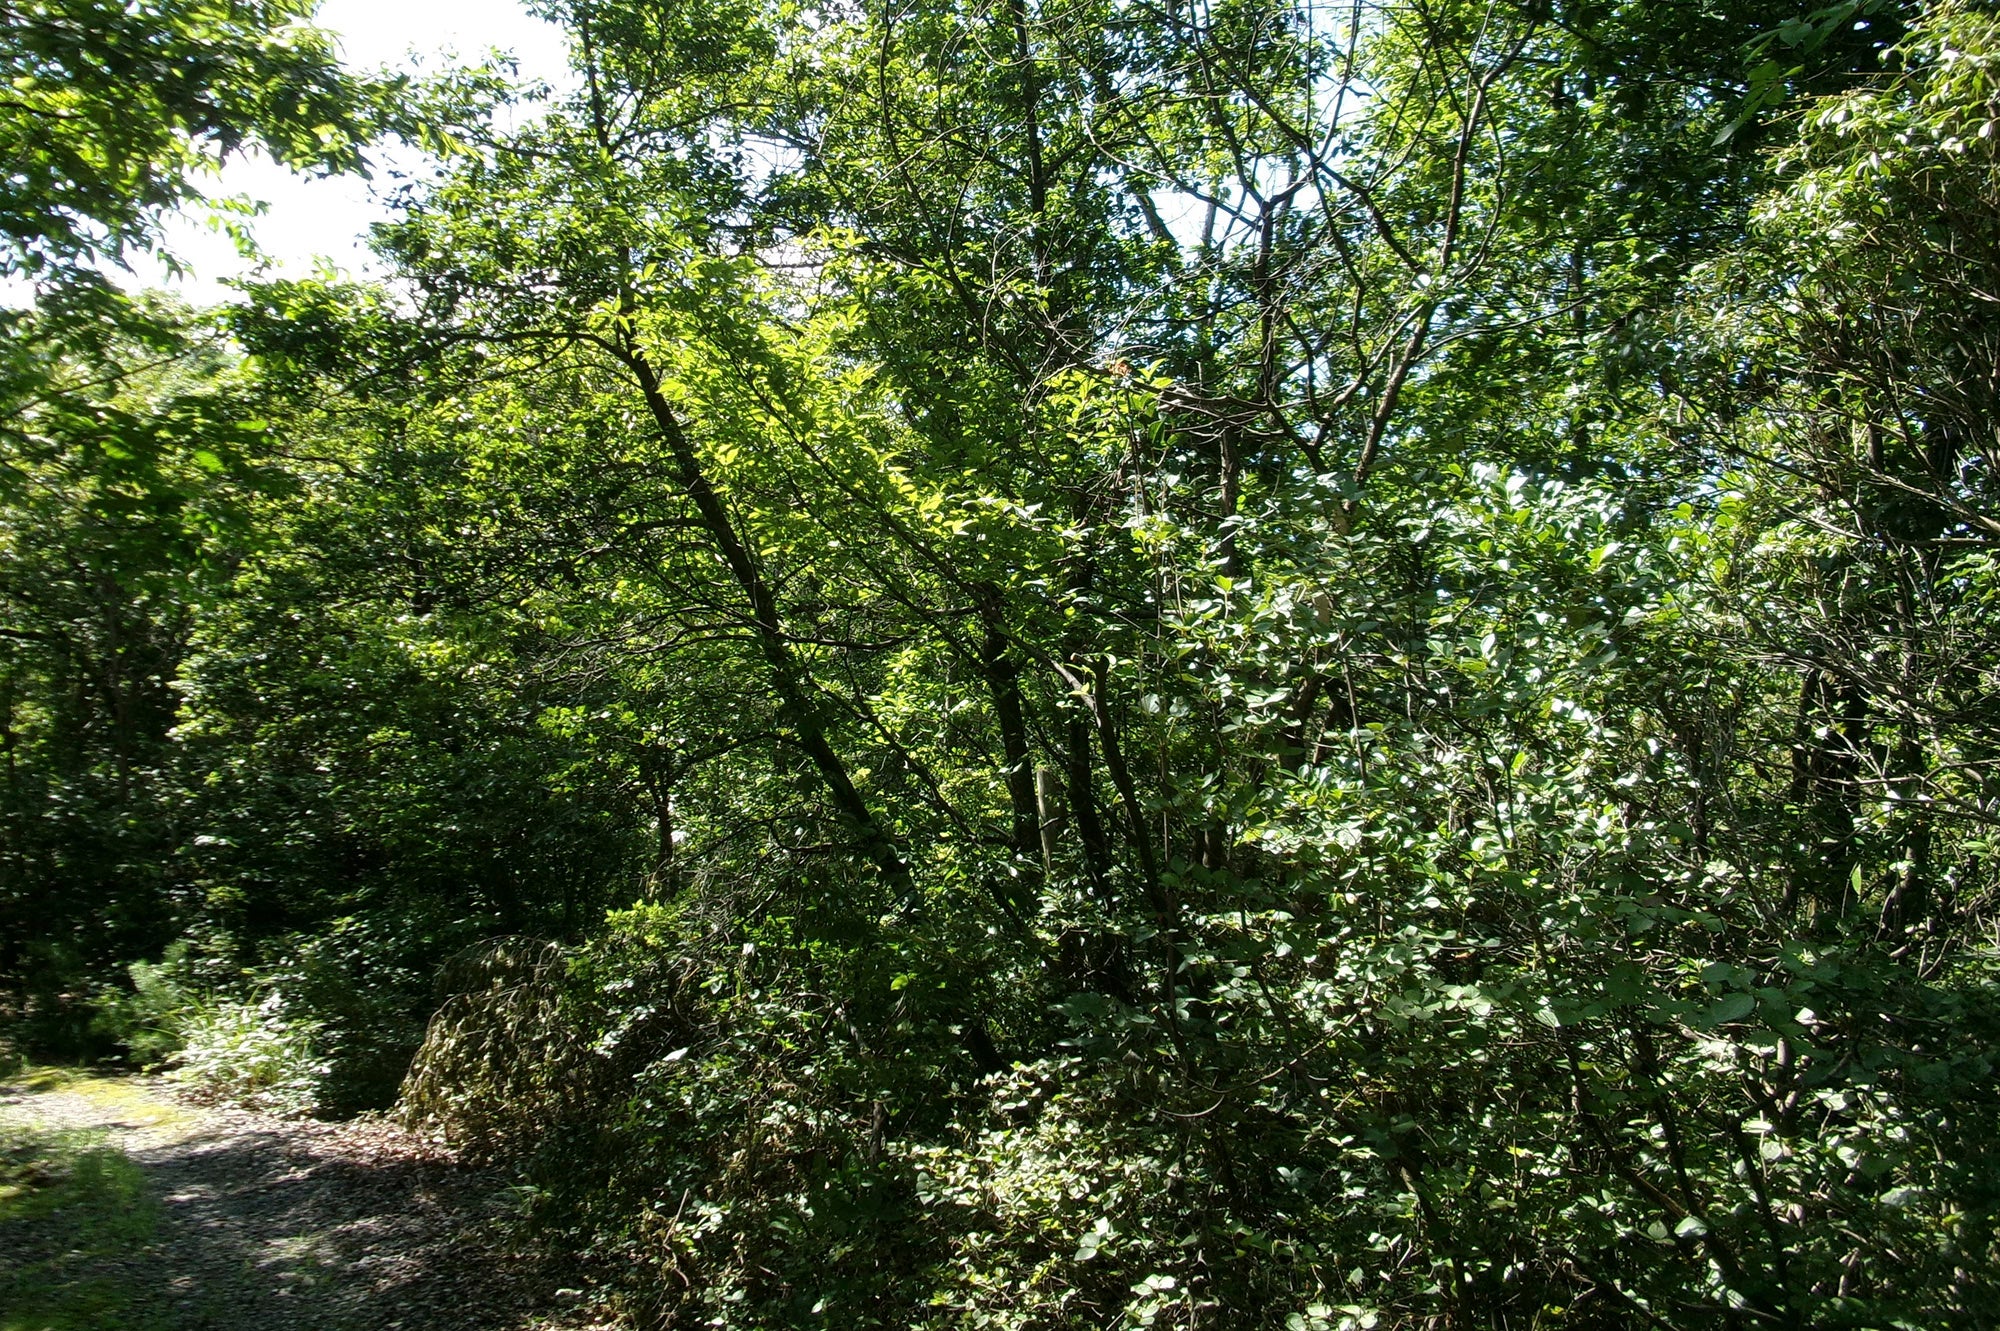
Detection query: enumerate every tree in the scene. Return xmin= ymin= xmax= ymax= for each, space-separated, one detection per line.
xmin=0 ymin=0 xmax=399 ymax=1043
xmin=14 ymin=0 xmax=2000 ymax=1325
xmin=0 ymin=0 xmax=397 ymax=285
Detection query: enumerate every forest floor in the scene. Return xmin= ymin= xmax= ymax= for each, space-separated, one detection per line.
xmin=0 ymin=1068 xmax=612 ymax=1331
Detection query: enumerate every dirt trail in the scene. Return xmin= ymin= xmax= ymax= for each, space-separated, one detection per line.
xmin=0 ymin=1070 xmax=607 ymax=1331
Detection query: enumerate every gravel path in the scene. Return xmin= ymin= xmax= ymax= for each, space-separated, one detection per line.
xmin=0 ymin=1070 xmax=609 ymax=1331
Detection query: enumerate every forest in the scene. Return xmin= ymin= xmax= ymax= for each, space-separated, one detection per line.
xmin=4 ymin=0 xmax=1999 ymax=1325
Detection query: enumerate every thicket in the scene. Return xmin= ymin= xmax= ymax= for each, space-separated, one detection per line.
xmin=6 ymin=0 xmax=2000 ymax=1325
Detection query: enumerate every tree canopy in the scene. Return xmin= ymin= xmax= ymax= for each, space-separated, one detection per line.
xmin=6 ymin=0 xmax=2000 ymax=1326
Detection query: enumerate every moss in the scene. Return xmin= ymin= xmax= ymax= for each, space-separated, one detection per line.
xmin=0 ymin=1071 xmax=212 ymax=1330
xmin=0 ymin=1123 xmax=167 ymax=1330
xmin=12 ymin=1067 xmax=198 ymax=1133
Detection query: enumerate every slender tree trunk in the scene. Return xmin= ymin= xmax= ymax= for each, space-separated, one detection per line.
xmin=1085 ymin=659 xmax=1169 ymax=924
xmin=1785 ymin=667 xmax=1867 ymax=922
xmin=1034 ymin=765 xmax=1063 ymax=875
xmin=1066 ymin=712 xmax=1110 ymax=887
xmin=978 ymin=588 xmax=1041 ymax=867
xmin=617 ymin=334 xmax=907 ymax=881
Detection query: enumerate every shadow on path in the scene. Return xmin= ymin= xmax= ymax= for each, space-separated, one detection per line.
xmin=0 ymin=1074 xmax=593 ymax=1331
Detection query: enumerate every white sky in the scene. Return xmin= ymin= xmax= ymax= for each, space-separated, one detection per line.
xmin=132 ymin=0 xmax=573 ymax=304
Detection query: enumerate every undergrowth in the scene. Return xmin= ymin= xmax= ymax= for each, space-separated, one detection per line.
xmin=84 ymin=943 xmax=329 ymax=1117
xmin=0 ymin=1124 xmax=166 ymax=1331
xmin=165 ymin=995 xmax=327 ymax=1117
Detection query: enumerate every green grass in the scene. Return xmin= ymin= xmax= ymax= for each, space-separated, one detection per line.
xmin=0 ymin=1119 xmax=169 ymax=1331
xmin=11 ymin=1066 xmax=197 ymax=1131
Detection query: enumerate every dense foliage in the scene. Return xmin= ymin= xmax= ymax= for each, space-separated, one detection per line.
xmin=7 ymin=0 xmax=2000 ymax=1325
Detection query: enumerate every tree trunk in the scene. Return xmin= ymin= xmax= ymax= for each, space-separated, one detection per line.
xmin=619 ymin=334 xmax=906 ymax=881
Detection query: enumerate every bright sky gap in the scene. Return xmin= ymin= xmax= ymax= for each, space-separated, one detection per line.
xmin=132 ymin=0 xmax=573 ymax=304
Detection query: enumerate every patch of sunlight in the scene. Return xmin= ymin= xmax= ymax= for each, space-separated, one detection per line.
xmin=264 ymin=1232 xmax=339 ymax=1264
xmin=12 ymin=1066 xmax=199 ymax=1134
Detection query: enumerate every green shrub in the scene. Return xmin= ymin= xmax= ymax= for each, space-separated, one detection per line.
xmin=87 ymin=943 xmax=200 ymax=1066
xmin=398 ymin=937 xmax=593 ymax=1158
xmin=279 ymin=918 xmax=465 ymax=1117
xmin=167 ymin=993 xmax=328 ymax=1117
